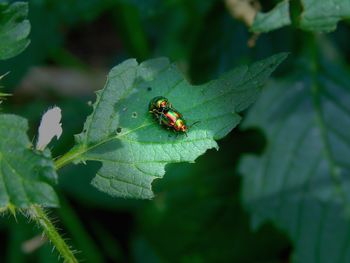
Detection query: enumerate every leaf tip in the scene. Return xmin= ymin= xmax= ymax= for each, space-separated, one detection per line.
xmin=271 ymin=52 xmax=289 ymax=64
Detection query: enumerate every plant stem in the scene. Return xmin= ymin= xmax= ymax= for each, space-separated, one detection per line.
xmin=58 ymin=195 xmax=104 ymax=263
xmin=29 ymin=205 xmax=79 ymax=263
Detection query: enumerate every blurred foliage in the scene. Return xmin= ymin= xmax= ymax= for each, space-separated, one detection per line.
xmin=240 ymin=36 xmax=350 ymax=263
xmin=136 ymin=131 xmax=290 ymax=262
xmin=0 ymin=2 xmax=30 ymax=60
xmin=251 ymin=0 xmax=290 ymax=33
xmin=252 ymin=0 xmax=350 ymax=33
xmin=0 ymin=0 xmax=350 ymax=262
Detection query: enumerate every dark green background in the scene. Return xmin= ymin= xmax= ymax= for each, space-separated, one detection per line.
xmin=1 ymin=0 xmax=349 ymax=262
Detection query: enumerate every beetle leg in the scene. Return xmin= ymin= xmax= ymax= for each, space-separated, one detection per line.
xmin=159 ymin=113 xmax=166 ymax=125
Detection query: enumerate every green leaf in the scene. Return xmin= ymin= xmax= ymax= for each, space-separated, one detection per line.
xmin=239 ymin=54 xmax=350 ymax=262
xmin=252 ymin=0 xmax=350 ymax=33
xmin=300 ymin=0 xmax=350 ymax=32
xmin=61 ymin=54 xmax=287 ymax=199
xmin=251 ymin=0 xmax=291 ymax=33
xmin=0 ymin=114 xmax=58 ymax=208
xmin=0 ymin=2 xmax=31 ymax=60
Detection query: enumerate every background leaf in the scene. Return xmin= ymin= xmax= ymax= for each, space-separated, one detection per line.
xmin=300 ymin=0 xmax=350 ymax=32
xmin=68 ymin=53 xmax=287 ymax=199
xmin=135 ymin=131 xmax=290 ymax=262
xmin=251 ymin=0 xmax=290 ymax=33
xmin=0 ymin=114 xmax=58 ymax=208
xmin=0 ymin=2 xmax=30 ymax=60
xmin=239 ymin=41 xmax=350 ymax=262
xmin=252 ymin=0 xmax=350 ymax=33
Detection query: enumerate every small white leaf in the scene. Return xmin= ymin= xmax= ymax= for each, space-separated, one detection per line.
xmin=36 ymin=107 xmax=62 ymax=151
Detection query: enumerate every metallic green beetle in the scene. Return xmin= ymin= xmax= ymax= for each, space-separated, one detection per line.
xmin=149 ymin=96 xmax=197 ymax=136
xmin=159 ymin=108 xmax=188 ymax=133
xmin=148 ymin=96 xmax=172 ymax=114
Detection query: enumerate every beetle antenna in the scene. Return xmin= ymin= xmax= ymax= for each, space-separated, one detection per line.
xmin=188 ymin=121 xmax=200 ymax=129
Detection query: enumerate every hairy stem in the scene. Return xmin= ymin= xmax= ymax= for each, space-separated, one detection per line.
xmin=28 ymin=205 xmax=79 ymax=263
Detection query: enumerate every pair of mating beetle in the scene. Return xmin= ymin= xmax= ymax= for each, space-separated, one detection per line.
xmin=149 ymin=96 xmax=197 ymax=136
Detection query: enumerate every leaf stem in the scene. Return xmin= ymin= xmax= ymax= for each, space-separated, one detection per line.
xmin=54 ymin=122 xmax=151 ymax=171
xmin=54 ymin=146 xmax=84 ymax=170
xmin=28 ymin=205 xmax=79 ymax=263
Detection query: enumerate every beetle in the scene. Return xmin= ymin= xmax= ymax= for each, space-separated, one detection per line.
xmin=149 ymin=96 xmax=198 ymax=136
xmin=148 ymin=96 xmax=172 ymax=124
xmin=148 ymin=96 xmax=172 ymax=114
xmin=159 ymin=108 xmax=188 ymax=133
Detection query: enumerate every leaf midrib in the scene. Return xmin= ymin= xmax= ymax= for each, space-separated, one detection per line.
xmin=310 ymin=63 xmax=350 ymax=212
